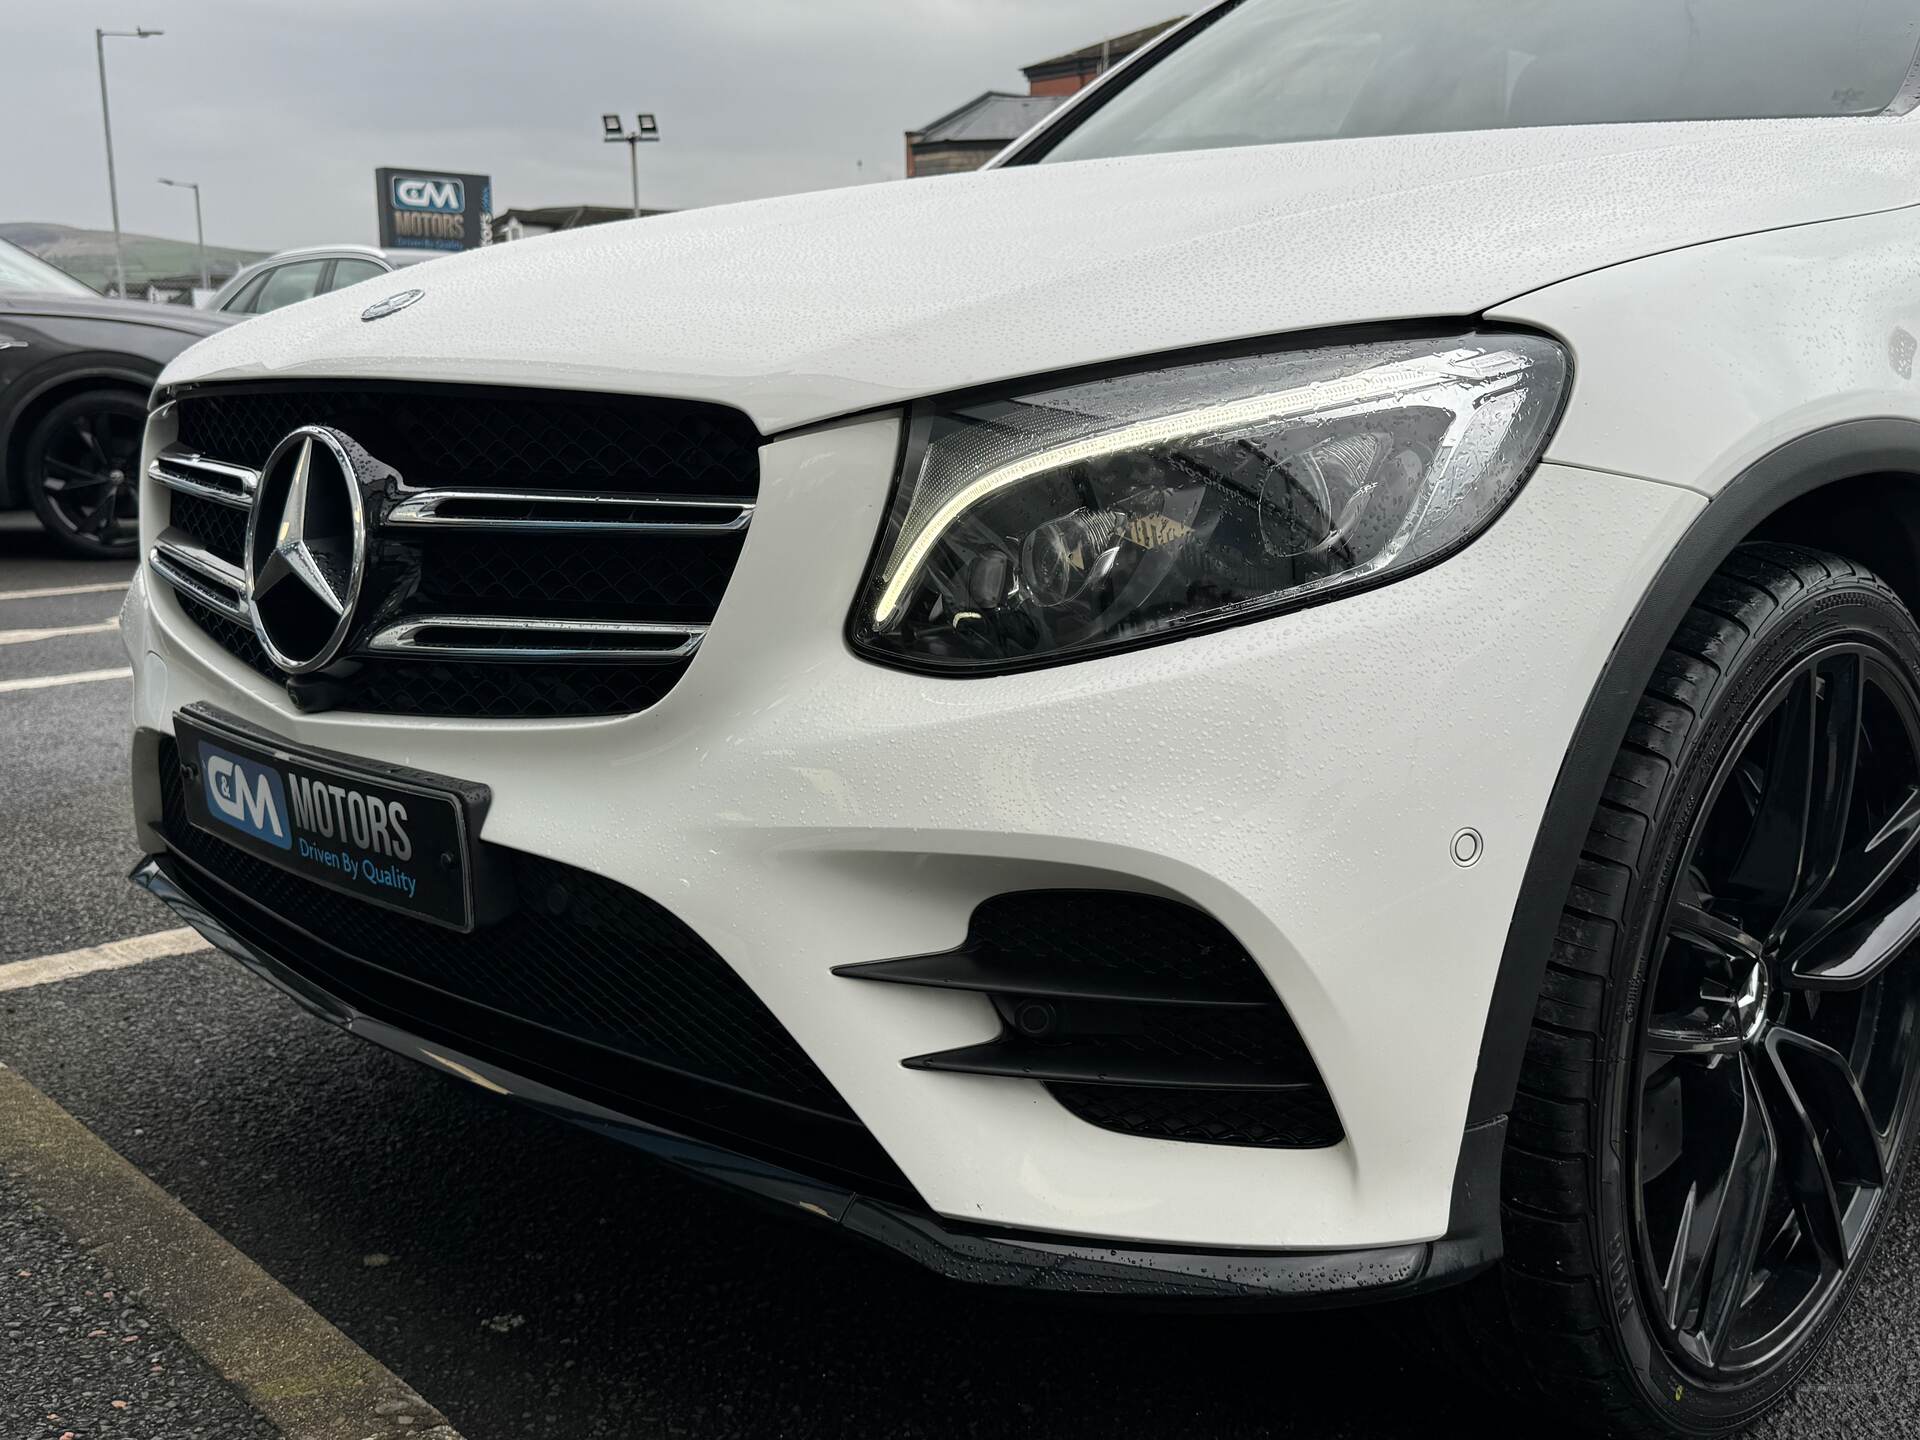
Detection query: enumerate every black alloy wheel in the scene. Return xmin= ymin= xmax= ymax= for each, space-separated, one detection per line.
xmin=1455 ymin=544 xmax=1920 ymax=1438
xmin=1633 ymin=642 xmax=1920 ymax=1378
xmin=24 ymin=389 xmax=146 ymax=558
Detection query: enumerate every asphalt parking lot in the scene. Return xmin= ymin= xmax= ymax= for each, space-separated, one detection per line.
xmin=3 ymin=514 xmax=1920 ymax=1439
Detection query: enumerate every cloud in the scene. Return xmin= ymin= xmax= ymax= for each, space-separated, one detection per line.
xmin=7 ymin=0 xmax=1171 ymax=252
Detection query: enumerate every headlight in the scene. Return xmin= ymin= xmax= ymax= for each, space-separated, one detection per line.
xmin=850 ymin=331 xmax=1569 ymax=672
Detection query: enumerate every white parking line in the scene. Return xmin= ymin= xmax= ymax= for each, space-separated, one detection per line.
xmin=0 ymin=667 xmax=133 ymax=695
xmin=0 ymin=928 xmax=209 ymax=994
xmin=0 ymin=580 xmax=131 ymax=602
xmin=0 ymin=618 xmax=120 ymax=645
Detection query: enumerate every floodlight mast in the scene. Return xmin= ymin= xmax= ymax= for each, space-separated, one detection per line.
xmin=601 ymin=112 xmax=661 ymax=219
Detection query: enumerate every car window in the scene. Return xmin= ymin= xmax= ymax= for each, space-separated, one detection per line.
xmin=247 ymin=259 xmax=329 ymax=314
xmin=1034 ymin=0 xmax=1920 ymax=164
xmin=218 ymin=269 xmax=269 ymax=313
xmin=0 ymin=238 xmax=97 ymax=296
xmin=324 ymin=258 xmax=386 ymax=293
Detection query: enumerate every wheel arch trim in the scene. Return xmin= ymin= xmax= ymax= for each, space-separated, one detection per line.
xmin=1469 ymin=419 xmax=1920 ymax=1124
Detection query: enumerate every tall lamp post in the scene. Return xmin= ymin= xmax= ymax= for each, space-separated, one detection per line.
xmin=601 ymin=113 xmax=660 ymax=218
xmin=158 ymin=178 xmax=207 ymax=293
xmin=95 ymin=26 xmax=163 ymax=299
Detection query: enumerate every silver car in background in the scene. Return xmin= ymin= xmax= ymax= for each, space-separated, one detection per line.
xmin=208 ymin=245 xmax=434 ymax=317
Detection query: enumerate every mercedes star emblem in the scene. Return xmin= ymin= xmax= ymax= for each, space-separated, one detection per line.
xmin=246 ymin=426 xmax=369 ymax=674
xmin=361 ymin=288 xmax=425 ymax=322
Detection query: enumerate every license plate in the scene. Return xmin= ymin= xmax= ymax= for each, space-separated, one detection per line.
xmin=175 ymin=705 xmax=488 ymax=931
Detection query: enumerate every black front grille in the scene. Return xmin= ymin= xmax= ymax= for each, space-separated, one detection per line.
xmin=346 ymin=658 xmax=684 ymax=721
xmin=158 ymin=382 xmax=760 ymax=720
xmin=159 ymin=737 xmax=845 ymax=1114
xmin=414 ymin=531 xmax=744 ymax=622
xmin=174 ymin=591 xmax=277 ymax=680
xmin=167 ymin=492 xmax=249 ymax=568
xmin=173 ymin=384 xmax=758 ymax=495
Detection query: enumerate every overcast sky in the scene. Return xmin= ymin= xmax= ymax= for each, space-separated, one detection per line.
xmin=6 ymin=0 xmax=1173 ymax=253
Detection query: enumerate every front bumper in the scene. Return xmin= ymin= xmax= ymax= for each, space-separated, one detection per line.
xmin=131 ymin=851 xmax=1501 ymax=1303
xmin=126 ymin=407 xmax=1704 ymax=1255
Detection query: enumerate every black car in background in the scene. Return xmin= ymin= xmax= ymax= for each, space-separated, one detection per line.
xmin=0 ymin=239 xmax=233 ymax=557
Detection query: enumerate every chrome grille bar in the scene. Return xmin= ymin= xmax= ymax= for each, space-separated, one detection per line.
xmin=383 ymin=489 xmax=753 ymax=535
xmin=363 ymin=615 xmax=706 ymax=664
xmin=150 ymin=530 xmax=249 ymax=623
xmin=149 ymin=446 xmax=257 ymax=509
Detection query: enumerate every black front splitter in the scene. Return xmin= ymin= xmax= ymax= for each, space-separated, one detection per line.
xmin=132 ymin=852 xmax=1497 ymax=1308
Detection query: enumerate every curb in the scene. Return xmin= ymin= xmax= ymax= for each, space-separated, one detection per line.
xmin=0 ymin=1063 xmax=464 ymax=1440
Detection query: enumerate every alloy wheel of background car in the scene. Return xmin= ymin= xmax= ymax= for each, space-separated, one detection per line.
xmin=24 ymin=388 xmax=146 ymax=559
xmin=1462 ymin=543 xmax=1920 ymax=1438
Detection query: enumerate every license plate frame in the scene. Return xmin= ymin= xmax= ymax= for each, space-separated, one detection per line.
xmin=173 ymin=703 xmax=493 ymax=932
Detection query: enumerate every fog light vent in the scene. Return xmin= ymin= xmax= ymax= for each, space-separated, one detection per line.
xmin=835 ymin=891 xmax=1343 ymax=1149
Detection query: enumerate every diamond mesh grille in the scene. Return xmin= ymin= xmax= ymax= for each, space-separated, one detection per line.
xmin=414 ymin=532 xmax=744 ymax=622
xmin=347 ymin=659 xmax=685 ymax=720
xmin=166 ymin=492 xmax=249 ymax=568
xmin=173 ymin=384 xmax=758 ymax=495
xmin=174 ymin=591 xmax=276 ymax=679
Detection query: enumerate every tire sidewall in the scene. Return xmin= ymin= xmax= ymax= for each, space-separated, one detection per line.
xmin=1594 ymin=581 xmax=1920 ymax=1433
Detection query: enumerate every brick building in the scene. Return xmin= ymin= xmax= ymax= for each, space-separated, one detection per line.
xmin=1021 ymin=19 xmax=1184 ymax=96
xmin=493 ymin=204 xmax=666 ymax=243
xmin=905 ymin=18 xmax=1182 ymax=178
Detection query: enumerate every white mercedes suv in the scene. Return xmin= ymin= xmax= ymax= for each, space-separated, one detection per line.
xmin=125 ymin=3 xmax=1920 ymax=1433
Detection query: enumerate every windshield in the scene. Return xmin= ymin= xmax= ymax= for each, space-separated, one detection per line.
xmin=1035 ymin=0 xmax=1920 ymax=164
xmin=0 ymin=238 xmax=98 ymax=297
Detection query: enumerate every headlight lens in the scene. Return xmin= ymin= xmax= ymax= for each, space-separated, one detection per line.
xmin=851 ymin=331 xmax=1568 ymax=671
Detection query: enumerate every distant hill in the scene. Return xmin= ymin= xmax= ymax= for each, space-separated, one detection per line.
xmin=0 ymin=221 xmax=267 ymax=293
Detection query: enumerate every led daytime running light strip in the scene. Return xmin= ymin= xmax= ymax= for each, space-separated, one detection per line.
xmin=872 ymin=349 xmax=1531 ymax=630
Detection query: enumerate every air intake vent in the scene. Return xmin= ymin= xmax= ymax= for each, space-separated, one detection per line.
xmin=150 ymin=382 xmax=760 ymax=720
xmin=152 ymin=736 xmax=912 ymax=1199
xmin=837 ymin=891 xmax=1343 ymax=1149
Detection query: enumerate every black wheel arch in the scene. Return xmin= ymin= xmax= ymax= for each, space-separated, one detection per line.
xmin=0 ymin=356 xmax=157 ymax=507
xmin=1469 ymin=419 xmax=1920 ymax=1129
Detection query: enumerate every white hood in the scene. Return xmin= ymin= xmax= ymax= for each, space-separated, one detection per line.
xmin=164 ymin=116 xmax=1918 ymax=434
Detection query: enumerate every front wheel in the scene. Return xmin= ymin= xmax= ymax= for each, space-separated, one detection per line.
xmin=23 ymin=388 xmax=146 ymax=558
xmin=1482 ymin=543 xmax=1920 ymax=1436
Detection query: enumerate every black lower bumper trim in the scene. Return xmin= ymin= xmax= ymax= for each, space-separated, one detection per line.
xmin=132 ymin=852 xmax=1499 ymax=1305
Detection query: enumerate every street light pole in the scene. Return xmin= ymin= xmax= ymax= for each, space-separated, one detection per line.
xmin=158 ymin=178 xmax=207 ymax=292
xmin=601 ymin=113 xmax=661 ymax=219
xmin=95 ymin=27 xmax=163 ymax=299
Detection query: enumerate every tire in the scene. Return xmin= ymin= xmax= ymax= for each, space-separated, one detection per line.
xmin=23 ymin=388 xmax=146 ymax=559
xmin=1469 ymin=543 xmax=1920 ymax=1436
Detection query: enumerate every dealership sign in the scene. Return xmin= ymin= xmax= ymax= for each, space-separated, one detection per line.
xmin=375 ymin=168 xmax=492 ymax=252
